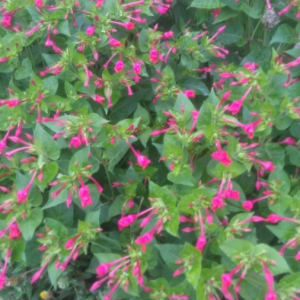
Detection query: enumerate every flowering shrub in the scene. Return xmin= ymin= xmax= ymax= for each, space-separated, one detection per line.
xmin=0 ymin=0 xmax=300 ymax=299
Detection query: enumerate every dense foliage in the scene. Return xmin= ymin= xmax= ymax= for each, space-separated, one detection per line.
xmin=0 ymin=0 xmax=300 ymax=299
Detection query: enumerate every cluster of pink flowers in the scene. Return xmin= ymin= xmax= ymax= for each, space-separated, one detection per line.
xmin=0 ymin=0 xmax=300 ymax=298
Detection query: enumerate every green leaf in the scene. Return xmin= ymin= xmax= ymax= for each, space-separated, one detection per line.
xmin=149 ymin=181 xmax=177 ymax=208
xmin=180 ymin=243 xmax=202 ymax=288
xmin=34 ymin=124 xmax=60 ymax=160
xmin=174 ymin=92 xmax=195 ymax=114
xmin=167 ymin=165 xmax=195 ymax=186
xmin=48 ymin=261 xmax=63 ymax=290
xmin=85 ymin=210 xmax=101 ymax=227
xmin=220 ymin=239 xmax=254 ymax=261
xmin=278 ymin=273 xmax=300 ymax=290
xmin=213 ymin=7 xmax=239 ymax=24
xmin=134 ymin=104 xmax=150 ymax=125
xmin=43 ymin=187 xmax=68 ymax=209
xmin=217 ymin=21 xmax=244 ymax=45
xmin=68 ymin=146 xmax=90 ymax=175
xmin=268 ymin=168 xmax=290 ymax=194
xmin=156 ymin=244 xmax=184 ymax=266
xmin=254 ymin=244 xmax=291 ymax=275
xmin=43 ymin=76 xmax=58 ymax=95
xmin=270 ymin=24 xmax=296 ymax=45
xmin=19 ymin=208 xmax=43 ymax=240
xmin=36 ymin=162 xmax=58 ymax=192
xmin=14 ymin=58 xmax=32 ymax=80
xmin=286 ymin=146 xmax=300 ymax=167
xmin=164 ymin=209 xmax=180 ymax=237
xmin=191 ymin=0 xmax=225 ymax=9
xmin=107 ymin=139 xmax=129 ymax=173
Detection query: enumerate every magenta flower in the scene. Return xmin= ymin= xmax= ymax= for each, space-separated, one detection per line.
xmin=225 ymin=190 xmax=240 ymax=201
xmin=65 ymin=233 xmax=82 ymax=250
xmin=96 ymin=263 xmax=110 ymax=277
xmin=211 ymin=150 xmax=232 ymax=166
xmin=149 ymin=48 xmax=159 ymax=64
xmin=135 ymin=232 xmax=154 ymax=251
xmin=241 ymin=119 xmax=262 ymax=139
xmin=8 ymin=222 xmax=21 ymax=240
xmin=114 ymin=60 xmax=124 ymax=73
xmin=70 ymin=136 xmax=82 ymax=148
xmin=118 ymin=214 xmax=137 ymax=230
xmin=211 ymin=196 xmax=225 ymax=211
xmin=133 ymin=62 xmax=142 ymax=74
xmin=31 ymin=259 xmax=50 ymax=283
xmin=86 ymin=26 xmax=96 ymax=35
xmin=109 ymin=38 xmax=122 ymax=48
xmin=17 ymin=189 xmax=28 ymax=203
xmin=127 ymin=140 xmax=151 ymax=169
xmin=78 ymin=185 xmax=93 ymax=208
xmin=242 ymin=201 xmax=253 ymax=211
xmin=211 ymin=139 xmax=232 ymax=166
xmin=227 ymin=100 xmax=243 ymax=115
xmin=183 ymin=90 xmax=196 ymax=98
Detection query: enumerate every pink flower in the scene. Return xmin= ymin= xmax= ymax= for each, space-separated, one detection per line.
xmin=86 ymin=26 xmax=96 ymax=35
xmin=162 ymin=30 xmax=174 ymax=39
xmin=135 ymin=232 xmax=154 ymax=251
xmin=295 ymin=250 xmax=300 ymax=260
xmin=149 ymin=48 xmax=159 ymax=64
xmin=31 ymin=260 xmax=50 ymax=283
xmin=242 ymin=201 xmax=253 ymax=211
xmin=118 ymin=214 xmax=137 ymax=230
xmin=156 ymin=6 xmax=169 ymax=14
xmin=127 ymin=141 xmax=151 ymax=169
xmin=212 ymin=8 xmax=221 ymax=19
xmin=225 ymin=190 xmax=240 ymax=201
xmin=265 ymin=214 xmax=281 ymax=224
xmin=96 ymin=0 xmax=104 ymax=7
xmin=221 ymin=273 xmax=232 ymax=293
xmin=78 ymin=185 xmax=93 ymax=208
xmin=133 ymin=63 xmax=142 ymax=74
xmin=16 ymin=186 xmax=28 ymax=202
xmin=261 ymin=261 xmax=277 ymax=300
xmin=114 ymin=60 xmax=124 ymax=73
xmin=211 ymin=150 xmax=232 ymax=166
xmin=244 ymin=62 xmax=258 ymax=71
xmin=241 ymin=119 xmax=262 ymax=139
xmin=227 ymin=100 xmax=243 ymax=115
xmin=65 ymin=233 xmax=81 ymax=250
xmin=109 ymin=38 xmax=122 ymax=47
xmin=35 ymin=0 xmax=44 ymax=7
xmin=0 ymin=56 xmax=9 ymax=63
xmin=0 ymin=273 xmax=6 ymax=290
xmin=94 ymin=94 xmax=105 ymax=104
xmin=211 ymin=196 xmax=225 ymax=211
xmin=211 ymin=139 xmax=232 ymax=166
xmin=70 ymin=136 xmax=82 ymax=148
xmin=195 ymin=236 xmax=207 ymax=252
xmin=173 ymin=266 xmax=185 ymax=277
xmin=136 ymin=153 xmax=151 ymax=169
xmin=265 ymin=291 xmax=278 ymax=300
xmin=124 ymin=22 xmax=135 ymax=30
xmin=96 ymin=263 xmax=110 ymax=277
xmin=278 ymin=137 xmax=297 ymax=146
xmin=9 ymin=222 xmax=21 ymax=239
xmin=183 ymin=90 xmax=196 ymax=98
xmin=257 ymin=161 xmax=276 ymax=172
xmin=1 ymin=14 xmax=13 ymax=28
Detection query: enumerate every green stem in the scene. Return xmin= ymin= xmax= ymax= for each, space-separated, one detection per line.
xmin=250 ymin=20 xmax=261 ymax=41
xmin=26 ymin=46 xmax=36 ymax=73
xmin=103 ymin=162 xmax=115 ymax=198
